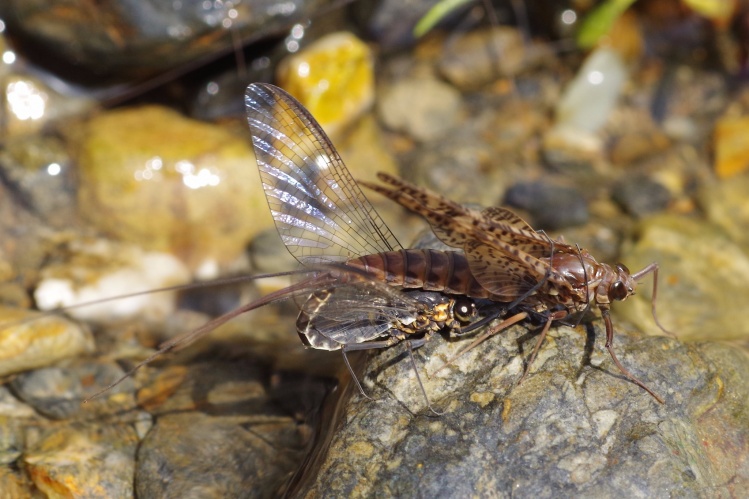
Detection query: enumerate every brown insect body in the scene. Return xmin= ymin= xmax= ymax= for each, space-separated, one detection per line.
xmin=361 ymin=173 xmax=666 ymax=402
xmin=244 ymin=82 xmax=666 ymax=404
xmin=346 ymin=249 xmax=498 ymax=299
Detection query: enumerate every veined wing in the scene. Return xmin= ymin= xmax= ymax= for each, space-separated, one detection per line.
xmin=245 ymin=83 xmax=402 ymax=265
xmin=300 ymin=280 xmax=426 ymax=346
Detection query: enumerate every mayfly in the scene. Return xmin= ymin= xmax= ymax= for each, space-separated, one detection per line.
xmin=246 ymin=82 xmax=668 ymax=404
xmin=358 ymin=173 xmax=669 ymax=403
xmin=58 ymin=82 xmax=666 ymax=406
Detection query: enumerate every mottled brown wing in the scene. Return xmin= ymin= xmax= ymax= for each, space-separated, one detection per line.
xmin=480 ymin=206 xmax=534 ymax=230
xmin=361 ymin=173 xmax=577 ymax=297
xmin=362 ymin=173 xmax=557 ymax=257
xmin=359 ymin=173 xmax=476 ymax=248
xmin=461 ymin=241 xmax=539 ymax=300
xmin=245 ymin=83 xmax=402 ymax=265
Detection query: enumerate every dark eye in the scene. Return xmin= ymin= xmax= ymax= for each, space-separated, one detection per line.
xmin=609 ymin=281 xmax=628 ymax=301
xmin=616 ymin=263 xmax=630 ymax=275
xmin=453 ymin=298 xmax=476 ymax=323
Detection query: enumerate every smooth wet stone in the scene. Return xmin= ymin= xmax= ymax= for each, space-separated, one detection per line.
xmin=0 ymin=466 xmax=35 ymax=498
xmin=134 ymin=360 xmax=311 ymax=497
xmin=609 ymin=128 xmax=671 ymax=166
xmin=10 ymin=362 xmax=137 ymax=420
xmin=617 ymin=214 xmax=749 ymax=342
xmin=0 ymin=416 xmax=24 ymax=465
xmin=136 ymin=412 xmax=305 ymax=498
xmin=713 ymin=112 xmax=749 ymax=178
xmin=0 ymin=73 xmax=94 ymax=140
xmin=555 ymin=47 xmax=627 ymax=133
xmin=22 ymin=422 xmax=140 ymax=497
xmin=700 ymin=173 xmax=749 ymax=250
xmin=377 ymin=77 xmax=463 ymax=141
xmin=611 ymin=174 xmax=671 ymax=218
xmin=277 ymin=32 xmax=375 ymax=136
xmin=75 ymin=105 xmax=272 ymax=272
xmin=0 ymin=135 xmax=77 ymax=228
xmin=0 ymin=307 xmax=94 ymax=377
xmin=438 ymin=26 xmax=538 ymax=90
xmin=294 ymin=317 xmax=748 ymax=496
xmin=503 ymin=180 xmax=589 ymax=230
xmin=33 ymin=238 xmax=190 ymax=324
xmin=0 ymin=0 xmax=334 ymax=80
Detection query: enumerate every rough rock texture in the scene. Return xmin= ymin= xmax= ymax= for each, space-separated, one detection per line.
xmin=296 ymin=319 xmax=749 ymax=497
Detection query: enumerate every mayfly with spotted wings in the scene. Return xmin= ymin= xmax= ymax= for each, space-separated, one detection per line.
xmin=245 ymin=82 xmax=669 ymax=405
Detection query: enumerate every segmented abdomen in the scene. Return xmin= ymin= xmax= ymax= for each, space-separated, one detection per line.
xmin=346 ymin=249 xmax=491 ymax=299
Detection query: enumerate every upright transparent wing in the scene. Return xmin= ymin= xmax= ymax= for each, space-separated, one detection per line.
xmin=245 ymin=83 xmax=402 ymax=265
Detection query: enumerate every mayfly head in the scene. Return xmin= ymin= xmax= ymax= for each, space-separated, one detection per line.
xmin=608 ymin=263 xmax=636 ymax=302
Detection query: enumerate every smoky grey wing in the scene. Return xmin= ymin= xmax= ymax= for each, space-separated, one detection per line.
xmin=245 ymin=83 xmax=402 ymax=265
xmin=300 ymin=281 xmax=421 ymax=345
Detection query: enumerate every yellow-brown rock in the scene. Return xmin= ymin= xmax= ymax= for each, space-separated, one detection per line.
xmin=276 ymin=32 xmax=374 ymax=136
xmin=0 ymin=307 xmax=94 ymax=377
xmin=714 ymin=115 xmax=749 ymax=178
xmin=76 ymin=106 xmax=272 ymax=272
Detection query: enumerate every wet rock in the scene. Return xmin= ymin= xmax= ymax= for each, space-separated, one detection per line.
xmin=363 ymin=0 xmax=438 ymax=50
xmin=503 ymin=180 xmax=589 ymax=230
xmin=10 ymin=362 xmax=137 ymax=420
xmin=611 ymin=174 xmax=671 ymax=218
xmin=0 ymin=73 xmax=94 ymax=140
xmin=0 ymin=307 xmax=94 ymax=377
xmin=0 ymin=416 xmax=24 ymax=465
xmin=609 ymin=129 xmax=671 ymax=166
xmin=0 ymin=0 xmax=335 ymax=80
xmin=617 ymin=214 xmax=749 ymax=342
xmin=555 ymin=47 xmax=627 ymax=134
xmin=377 ymin=77 xmax=463 ymax=141
xmin=277 ymin=32 xmax=375 ymax=136
xmin=136 ymin=412 xmax=304 ymax=497
xmin=0 ymin=467 xmax=35 ymax=498
xmin=658 ymin=68 xmax=727 ymax=143
xmin=713 ymin=114 xmax=749 ymax=178
xmin=0 ymin=135 xmax=77 ymax=229
xmin=439 ymin=27 xmax=543 ymax=90
xmin=23 ymin=422 xmax=140 ymax=498
xmin=542 ymin=125 xmax=602 ymax=174
xmin=75 ymin=106 xmax=272 ymax=272
xmin=295 ymin=317 xmax=748 ymax=496
xmin=134 ymin=360 xmax=309 ymax=497
xmin=33 ymin=238 xmax=190 ymax=324
xmin=0 ymin=386 xmax=36 ymax=419
xmin=700 ymin=174 xmax=749 ymax=250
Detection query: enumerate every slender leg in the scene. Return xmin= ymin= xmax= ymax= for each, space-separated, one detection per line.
xmin=340 ymin=349 xmax=373 ymax=401
xmin=341 ymin=337 xmax=402 ymax=401
xmin=601 ymin=309 xmax=664 ymax=404
xmin=631 ymin=262 xmax=673 ymax=337
xmin=406 ymin=341 xmax=443 ymax=416
xmin=518 ymin=313 xmax=556 ymax=385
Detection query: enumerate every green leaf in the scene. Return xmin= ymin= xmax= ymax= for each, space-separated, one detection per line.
xmin=576 ymin=0 xmax=637 ymax=49
xmin=413 ymin=0 xmax=475 ymax=38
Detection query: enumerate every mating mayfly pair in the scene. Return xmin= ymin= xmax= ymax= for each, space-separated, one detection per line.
xmin=241 ymin=83 xmax=668 ymax=405
xmin=47 ymin=82 xmax=669 ymax=407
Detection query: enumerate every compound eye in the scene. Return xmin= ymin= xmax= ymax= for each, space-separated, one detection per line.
xmin=616 ymin=263 xmax=630 ymax=275
xmin=609 ymin=281 xmax=628 ymax=301
xmin=453 ymin=298 xmax=477 ymax=323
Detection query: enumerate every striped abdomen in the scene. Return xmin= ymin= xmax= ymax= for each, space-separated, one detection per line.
xmin=346 ymin=249 xmax=492 ymax=299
